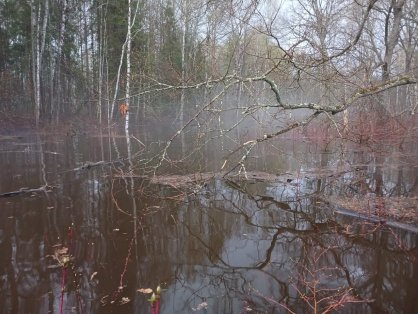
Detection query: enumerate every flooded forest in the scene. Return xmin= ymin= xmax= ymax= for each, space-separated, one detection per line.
xmin=1 ymin=0 xmax=418 ymax=313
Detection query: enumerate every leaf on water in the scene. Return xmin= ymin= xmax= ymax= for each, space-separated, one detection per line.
xmin=100 ymin=295 xmax=109 ymax=306
xmin=192 ymin=302 xmax=208 ymax=311
xmin=90 ymin=272 xmax=98 ymax=281
xmin=120 ymin=297 xmax=130 ymax=305
xmin=137 ymin=288 xmax=153 ymax=294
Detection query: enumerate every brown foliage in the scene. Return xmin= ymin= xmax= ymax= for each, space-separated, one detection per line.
xmin=119 ymin=103 xmax=129 ymax=116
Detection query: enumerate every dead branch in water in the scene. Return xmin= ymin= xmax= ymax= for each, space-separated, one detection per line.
xmin=71 ymin=160 xmax=125 ymax=171
xmin=0 ymin=184 xmax=53 ymax=198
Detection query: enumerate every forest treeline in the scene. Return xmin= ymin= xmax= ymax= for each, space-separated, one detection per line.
xmin=0 ymin=0 xmax=417 ymax=128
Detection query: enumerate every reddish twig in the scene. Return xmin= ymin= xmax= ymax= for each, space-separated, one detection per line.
xmin=119 ymin=236 xmax=135 ymax=288
xmin=156 ymin=298 xmax=160 ymax=314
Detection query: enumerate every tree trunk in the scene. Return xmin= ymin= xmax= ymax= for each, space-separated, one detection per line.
xmin=180 ymin=20 xmax=186 ymax=126
xmin=125 ymin=0 xmax=132 ymax=131
xmin=31 ymin=0 xmax=48 ymax=127
xmin=382 ymin=0 xmax=405 ymax=82
xmin=55 ymin=0 xmax=67 ymax=123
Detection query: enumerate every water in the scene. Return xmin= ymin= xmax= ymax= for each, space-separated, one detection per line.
xmin=0 ymin=124 xmax=417 ymax=313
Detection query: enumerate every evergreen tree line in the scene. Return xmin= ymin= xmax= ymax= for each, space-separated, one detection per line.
xmin=0 ymin=0 xmax=209 ymax=125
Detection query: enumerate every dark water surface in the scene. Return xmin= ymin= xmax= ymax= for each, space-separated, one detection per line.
xmin=0 ymin=126 xmax=417 ymax=314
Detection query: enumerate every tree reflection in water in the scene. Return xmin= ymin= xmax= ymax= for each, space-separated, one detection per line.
xmin=0 ymin=133 xmax=417 ymax=313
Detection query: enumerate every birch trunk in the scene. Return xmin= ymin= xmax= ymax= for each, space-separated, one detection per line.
xmin=30 ymin=0 xmax=38 ymax=125
xmin=98 ymin=3 xmax=107 ymax=123
xmin=54 ymin=0 xmax=67 ymax=123
xmin=31 ymin=0 xmax=48 ymax=127
xmin=180 ymin=1 xmax=187 ymax=127
xmin=125 ymin=0 xmax=132 ymax=131
xmin=110 ymin=0 xmax=140 ymax=123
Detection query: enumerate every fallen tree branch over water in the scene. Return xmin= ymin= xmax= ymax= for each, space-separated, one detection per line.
xmin=0 ymin=160 xmax=126 ymax=198
xmin=71 ymin=160 xmax=125 ymax=171
xmin=0 ymin=184 xmax=53 ymax=198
